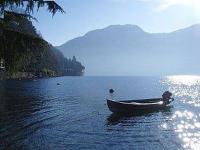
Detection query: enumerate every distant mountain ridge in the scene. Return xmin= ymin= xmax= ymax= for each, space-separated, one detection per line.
xmin=57 ymin=24 xmax=200 ymax=76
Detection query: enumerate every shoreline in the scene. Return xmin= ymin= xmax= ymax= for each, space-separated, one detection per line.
xmin=0 ymin=71 xmax=84 ymax=80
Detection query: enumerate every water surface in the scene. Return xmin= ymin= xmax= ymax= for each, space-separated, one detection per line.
xmin=0 ymin=76 xmax=200 ymax=149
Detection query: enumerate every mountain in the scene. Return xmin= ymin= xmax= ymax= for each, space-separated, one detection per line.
xmin=57 ymin=24 xmax=200 ymax=76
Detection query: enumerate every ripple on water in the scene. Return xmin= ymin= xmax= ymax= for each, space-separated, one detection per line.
xmin=0 ymin=76 xmax=200 ymax=149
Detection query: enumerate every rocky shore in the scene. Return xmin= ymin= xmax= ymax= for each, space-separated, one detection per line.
xmin=0 ymin=71 xmax=60 ymax=80
xmin=0 ymin=71 xmax=84 ymax=80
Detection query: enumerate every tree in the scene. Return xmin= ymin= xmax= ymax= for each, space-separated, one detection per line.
xmin=0 ymin=0 xmax=65 ymax=15
xmin=0 ymin=0 xmax=64 ymax=73
xmin=1 ymin=11 xmax=48 ymax=73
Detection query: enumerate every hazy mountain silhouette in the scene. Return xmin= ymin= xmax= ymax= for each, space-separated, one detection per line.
xmin=57 ymin=24 xmax=200 ymax=75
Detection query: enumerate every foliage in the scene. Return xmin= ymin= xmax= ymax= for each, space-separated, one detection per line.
xmin=0 ymin=11 xmax=48 ymax=73
xmin=0 ymin=11 xmax=85 ymax=77
xmin=0 ymin=0 xmax=65 ymax=15
xmin=3 ymin=11 xmax=38 ymax=36
xmin=0 ymin=1 xmax=85 ymax=77
xmin=64 ymin=56 xmax=85 ymax=76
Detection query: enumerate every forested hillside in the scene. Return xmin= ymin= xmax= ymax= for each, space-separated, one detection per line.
xmin=0 ymin=11 xmax=84 ymax=79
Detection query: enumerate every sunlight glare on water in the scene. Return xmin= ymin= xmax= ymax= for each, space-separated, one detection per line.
xmin=164 ymin=75 xmax=200 ymax=106
xmin=161 ymin=110 xmax=200 ymax=150
xmin=161 ymin=75 xmax=200 ymax=150
xmin=1 ymin=76 xmax=200 ymax=149
xmin=166 ymin=75 xmax=200 ymax=86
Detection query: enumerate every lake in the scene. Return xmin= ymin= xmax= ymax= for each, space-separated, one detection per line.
xmin=0 ymin=76 xmax=200 ymax=149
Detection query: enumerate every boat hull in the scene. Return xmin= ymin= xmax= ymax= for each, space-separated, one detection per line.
xmin=107 ymin=98 xmax=168 ymax=114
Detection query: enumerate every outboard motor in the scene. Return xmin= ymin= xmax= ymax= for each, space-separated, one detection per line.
xmin=162 ymin=91 xmax=173 ymax=105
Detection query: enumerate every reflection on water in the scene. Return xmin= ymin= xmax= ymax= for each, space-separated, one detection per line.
xmin=164 ymin=75 xmax=200 ymax=106
xmin=107 ymin=106 xmax=173 ymax=125
xmin=166 ymin=75 xmax=200 ymax=86
xmin=0 ymin=76 xmax=200 ymax=149
xmin=161 ymin=75 xmax=200 ymax=150
xmin=160 ymin=110 xmax=200 ymax=150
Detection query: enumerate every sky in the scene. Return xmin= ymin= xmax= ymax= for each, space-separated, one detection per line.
xmin=32 ymin=0 xmax=200 ymax=46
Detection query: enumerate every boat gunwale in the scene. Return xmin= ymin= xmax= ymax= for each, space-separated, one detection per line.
xmin=107 ymin=98 xmax=164 ymax=106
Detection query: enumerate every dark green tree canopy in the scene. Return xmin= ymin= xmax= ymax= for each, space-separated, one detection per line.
xmin=0 ymin=0 xmax=65 ymax=15
xmin=0 ymin=1 xmax=65 ymax=73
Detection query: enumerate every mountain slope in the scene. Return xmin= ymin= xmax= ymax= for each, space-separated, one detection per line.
xmin=57 ymin=24 xmax=200 ymax=75
xmin=1 ymin=11 xmax=85 ymax=78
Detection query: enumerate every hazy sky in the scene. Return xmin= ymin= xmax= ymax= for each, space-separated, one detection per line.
xmin=33 ymin=0 xmax=200 ymax=46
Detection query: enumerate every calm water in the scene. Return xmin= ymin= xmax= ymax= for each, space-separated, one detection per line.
xmin=0 ymin=76 xmax=200 ymax=149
